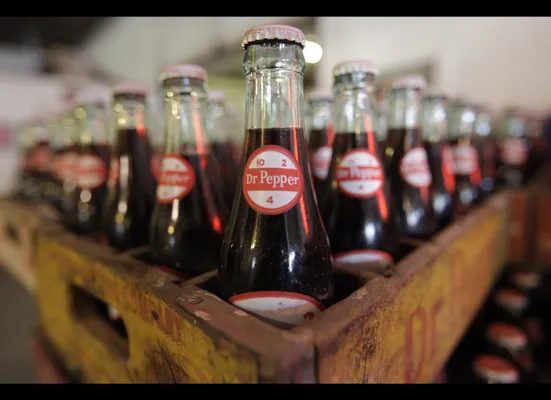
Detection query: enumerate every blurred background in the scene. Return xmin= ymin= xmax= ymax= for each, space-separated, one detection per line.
xmin=0 ymin=16 xmax=550 ymax=383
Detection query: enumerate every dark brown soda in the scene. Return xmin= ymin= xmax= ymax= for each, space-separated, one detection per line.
xmin=220 ymin=127 xmax=334 ymax=305
xmin=475 ymin=136 xmax=497 ymax=199
xmin=386 ymin=128 xmax=438 ymax=239
xmin=65 ymin=144 xmax=110 ymax=234
xmin=308 ymin=127 xmax=334 ymax=200
xmin=321 ymin=132 xmax=399 ymax=261
xmin=424 ymin=140 xmax=455 ymax=230
xmin=149 ymin=152 xmax=227 ymax=275
xmin=211 ymin=140 xmax=239 ymax=209
xmin=28 ymin=140 xmax=52 ymax=203
xmin=101 ymin=128 xmax=157 ymax=250
xmin=54 ymin=145 xmax=78 ymax=217
xmin=449 ymin=137 xmax=482 ymax=214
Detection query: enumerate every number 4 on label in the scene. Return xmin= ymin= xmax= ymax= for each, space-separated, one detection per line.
xmin=267 ymin=196 xmax=274 ymax=204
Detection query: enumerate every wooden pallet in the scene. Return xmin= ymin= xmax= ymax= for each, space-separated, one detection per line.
xmin=32 ymin=191 xmax=508 ymax=383
xmin=0 ymin=199 xmax=60 ymax=294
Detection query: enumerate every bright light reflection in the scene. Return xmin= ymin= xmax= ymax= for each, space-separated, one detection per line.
xmin=303 ymin=41 xmax=323 ymax=64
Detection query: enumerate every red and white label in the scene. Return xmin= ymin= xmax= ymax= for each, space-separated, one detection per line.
xmin=242 ymin=145 xmax=304 ymax=215
xmin=156 ymin=155 xmax=196 ymax=203
xmin=495 ymin=288 xmax=529 ymax=313
xmin=487 ymin=323 xmax=527 ymax=351
xmin=453 ymin=144 xmax=479 ymax=175
xmin=151 ymin=152 xmax=162 ymax=181
xmin=500 ymin=138 xmax=528 ymax=166
xmin=473 ymin=355 xmax=519 ymax=383
xmin=441 ymin=145 xmax=456 ymax=192
xmin=55 ymin=152 xmax=78 ymax=182
xmin=229 ymin=291 xmax=323 ymax=327
xmin=334 ymin=250 xmax=393 ymax=266
xmin=107 ymin=158 xmax=119 ymax=189
xmin=311 ymin=146 xmax=332 ymax=180
xmin=399 ymin=147 xmax=432 ymax=188
xmin=336 ymin=149 xmax=384 ymax=198
xmin=76 ymin=155 xmax=107 ymax=190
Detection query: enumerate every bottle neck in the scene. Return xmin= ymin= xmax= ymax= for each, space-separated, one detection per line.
xmin=474 ymin=111 xmax=493 ymax=138
xmin=207 ymin=100 xmax=230 ymax=143
xmin=113 ymin=94 xmax=148 ymax=136
xmin=307 ymin=100 xmax=332 ymax=131
xmin=75 ymin=104 xmax=108 ymax=145
xmin=162 ymin=78 xmax=210 ymax=155
xmin=421 ymin=97 xmax=448 ymax=142
xmin=449 ymin=104 xmax=476 ymax=138
xmin=60 ymin=112 xmax=77 ymax=148
xmin=333 ymin=73 xmax=377 ymax=136
xmin=386 ymin=88 xmax=422 ymax=130
xmin=243 ymin=42 xmax=305 ymax=130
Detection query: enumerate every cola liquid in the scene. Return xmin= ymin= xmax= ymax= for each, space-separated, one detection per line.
xmin=222 ymin=128 xmax=334 ymax=307
xmin=65 ymin=144 xmax=110 ymax=233
xmin=102 ymin=128 xmax=157 ymax=250
xmin=473 ymin=109 xmax=497 ymax=199
xmin=211 ymin=140 xmax=239 ymax=209
xmin=450 ymin=136 xmax=482 ymax=213
xmin=386 ymin=127 xmax=438 ymax=239
xmin=308 ymin=127 xmax=334 ymax=201
xmin=424 ymin=141 xmax=455 ymax=230
xmin=23 ymin=140 xmax=51 ymax=202
xmin=149 ymin=152 xmax=225 ymax=273
xmin=322 ymin=132 xmax=399 ymax=264
xmin=52 ymin=144 xmax=78 ymax=215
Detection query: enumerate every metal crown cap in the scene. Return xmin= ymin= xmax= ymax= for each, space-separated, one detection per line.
xmin=423 ymin=87 xmax=447 ymax=100
xmin=306 ymin=89 xmax=333 ymax=102
xmin=159 ymin=63 xmax=208 ymax=83
xmin=74 ymin=85 xmax=110 ymax=107
xmin=208 ymin=90 xmax=227 ymax=103
xmin=242 ymin=24 xmax=305 ymax=49
xmin=392 ymin=75 xmax=427 ymax=90
xmin=333 ymin=60 xmax=379 ymax=78
xmin=112 ymin=82 xmax=148 ymax=96
xmin=473 ymin=355 xmax=519 ymax=384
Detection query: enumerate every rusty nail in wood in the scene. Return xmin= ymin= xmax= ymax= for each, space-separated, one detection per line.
xmin=177 ymin=295 xmax=203 ymax=306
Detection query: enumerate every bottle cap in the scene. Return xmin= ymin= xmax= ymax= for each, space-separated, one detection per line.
xmin=423 ymin=87 xmax=447 ymax=100
xmin=333 ymin=60 xmax=379 ymax=77
xmin=486 ymin=322 xmax=528 ymax=352
xmin=495 ymin=288 xmax=529 ymax=313
xmin=473 ymin=354 xmax=519 ymax=383
xmin=159 ymin=63 xmax=208 ymax=83
xmin=74 ymin=85 xmax=110 ymax=107
xmin=208 ymin=90 xmax=227 ymax=103
xmin=242 ymin=24 xmax=305 ymax=49
xmin=112 ymin=82 xmax=149 ymax=96
xmin=306 ymin=89 xmax=333 ymax=102
xmin=511 ymin=271 xmax=542 ymax=290
xmin=392 ymin=75 xmax=427 ymax=90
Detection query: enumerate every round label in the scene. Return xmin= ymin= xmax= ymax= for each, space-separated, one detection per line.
xmin=453 ymin=144 xmax=479 ymax=175
xmin=107 ymin=158 xmax=119 ymax=189
xmin=336 ymin=149 xmax=384 ymax=198
xmin=399 ymin=147 xmax=432 ymax=188
xmin=229 ymin=291 xmax=323 ymax=327
xmin=334 ymin=250 xmax=393 ymax=266
xmin=76 ymin=155 xmax=107 ymax=190
xmin=501 ymin=138 xmax=528 ymax=166
xmin=487 ymin=323 xmax=527 ymax=351
xmin=151 ymin=152 xmax=162 ymax=182
xmin=156 ymin=155 xmax=196 ymax=203
xmin=473 ymin=355 xmax=519 ymax=383
xmin=311 ymin=146 xmax=332 ymax=180
xmin=495 ymin=288 xmax=529 ymax=313
xmin=242 ymin=145 xmax=304 ymax=215
xmin=56 ymin=152 xmax=78 ymax=182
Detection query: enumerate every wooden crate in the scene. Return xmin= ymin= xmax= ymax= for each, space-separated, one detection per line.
xmin=0 ymin=198 xmax=60 ymax=294
xmin=33 ymin=192 xmax=508 ymax=383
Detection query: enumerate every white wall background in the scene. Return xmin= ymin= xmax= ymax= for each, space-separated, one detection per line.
xmin=83 ymin=17 xmax=310 ymax=85
xmin=316 ymin=17 xmax=551 ymax=113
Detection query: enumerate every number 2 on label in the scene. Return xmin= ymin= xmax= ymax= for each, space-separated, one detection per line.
xmin=266 ymin=196 xmax=274 ymax=204
xmin=281 ymin=159 xmax=287 ymax=167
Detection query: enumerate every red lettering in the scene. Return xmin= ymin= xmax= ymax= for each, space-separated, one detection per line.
xmin=404 ymin=306 xmax=426 ymax=383
xmin=429 ymin=299 xmax=444 ymax=363
xmin=336 ymin=166 xmax=382 ymax=181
